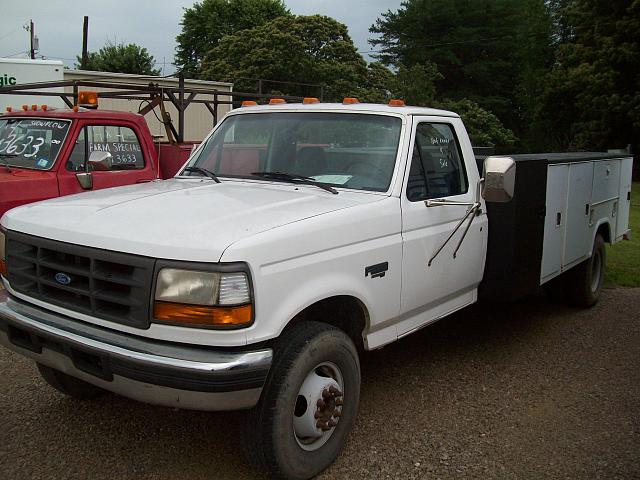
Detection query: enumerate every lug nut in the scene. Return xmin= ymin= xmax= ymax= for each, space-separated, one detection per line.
xmin=317 ymin=399 xmax=325 ymax=409
xmin=329 ymin=385 xmax=342 ymax=396
xmin=334 ymin=410 xmax=342 ymax=417
xmin=328 ymin=419 xmax=337 ymax=427
xmin=335 ymin=398 xmax=344 ymax=406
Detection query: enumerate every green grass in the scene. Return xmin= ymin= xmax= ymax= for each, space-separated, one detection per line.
xmin=605 ymin=182 xmax=640 ymax=287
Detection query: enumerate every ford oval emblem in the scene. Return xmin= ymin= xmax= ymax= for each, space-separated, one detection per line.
xmin=54 ymin=272 xmax=72 ymax=285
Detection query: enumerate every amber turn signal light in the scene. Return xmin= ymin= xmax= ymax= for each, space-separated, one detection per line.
xmin=153 ymin=301 xmax=253 ymax=327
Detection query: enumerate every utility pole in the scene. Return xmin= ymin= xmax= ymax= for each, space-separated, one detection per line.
xmin=81 ymin=16 xmax=89 ymax=69
xmin=29 ymin=20 xmax=35 ymax=59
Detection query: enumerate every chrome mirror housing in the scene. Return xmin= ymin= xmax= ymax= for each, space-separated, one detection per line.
xmin=87 ymin=151 xmax=113 ymax=171
xmin=75 ymin=172 xmax=93 ymax=189
xmin=482 ymin=156 xmax=516 ymax=203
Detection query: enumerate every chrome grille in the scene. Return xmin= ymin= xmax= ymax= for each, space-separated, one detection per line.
xmin=5 ymin=231 xmax=154 ymax=329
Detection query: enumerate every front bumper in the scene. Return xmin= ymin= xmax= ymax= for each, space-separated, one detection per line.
xmin=0 ymin=294 xmax=272 ymax=411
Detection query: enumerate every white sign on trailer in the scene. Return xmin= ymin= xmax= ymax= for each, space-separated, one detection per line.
xmin=0 ymin=58 xmax=65 ymax=110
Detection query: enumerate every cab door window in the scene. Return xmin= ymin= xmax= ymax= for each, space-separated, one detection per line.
xmin=406 ymin=123 xmax=468 ymax=201
xmin=66 ymin=125 xmax=145 ymax=172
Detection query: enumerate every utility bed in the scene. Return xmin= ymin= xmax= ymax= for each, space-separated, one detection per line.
xmin=477 ymin=152 xmax=633 ymax=301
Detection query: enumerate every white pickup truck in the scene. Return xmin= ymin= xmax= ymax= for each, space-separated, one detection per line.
xmin=0 ymin=100 xmax=633 ymax=479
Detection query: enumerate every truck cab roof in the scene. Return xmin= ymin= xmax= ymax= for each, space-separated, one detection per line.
xmin=231 ymin=102 xmax=461 ymax=118
xmin=1 ymin=107 xmax=146 ymax=123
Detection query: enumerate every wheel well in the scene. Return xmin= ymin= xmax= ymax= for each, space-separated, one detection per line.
xmin=282 ymin=296 xmax=368 ymax=351
xmin=596 ymin=223 xmax=611 ymax=244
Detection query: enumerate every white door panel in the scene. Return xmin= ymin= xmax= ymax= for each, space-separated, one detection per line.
xmin=399 ymin=116 xmax=487 ymax=336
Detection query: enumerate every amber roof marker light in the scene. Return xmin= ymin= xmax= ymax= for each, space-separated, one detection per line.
xmin=388 ymin=99 xmax=406 ymax=107
xmin=303 ymin=97 xmax=320 ymax=104
xmin=342 ymin=97 xmax=359 ymax=104
xmin=241 ymin=100 xmax=258 ymax=107
xmin=269 ymin=98 xmax=286 ymax=105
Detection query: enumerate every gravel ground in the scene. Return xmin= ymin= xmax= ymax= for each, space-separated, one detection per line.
xmin=1 ymin=288 xmax=639 ymax=479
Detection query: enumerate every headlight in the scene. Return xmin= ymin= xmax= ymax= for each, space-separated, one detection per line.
xmin=0 ymin=229 xmax=6 ymax=277
xmin=153 ymin=267 xmax=252 ymax=328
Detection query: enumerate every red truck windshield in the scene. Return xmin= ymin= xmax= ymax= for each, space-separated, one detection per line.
xmin=0 ymin=117 xmax=71 ymax=170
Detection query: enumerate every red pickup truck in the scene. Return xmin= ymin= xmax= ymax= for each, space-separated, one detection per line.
xmin=0 ymin=107 xmax=194 ymax=218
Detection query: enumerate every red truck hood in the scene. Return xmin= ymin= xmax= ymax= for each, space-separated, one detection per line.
xmin=0 ymin=168 xmax=59 ymax=220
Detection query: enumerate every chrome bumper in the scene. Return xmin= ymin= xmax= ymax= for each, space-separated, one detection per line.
xmin=0 ymin=295 xmax=272 ymax=411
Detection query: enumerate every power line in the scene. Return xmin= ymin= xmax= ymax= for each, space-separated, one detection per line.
xmin=0 ymin=28 xmax=21 ymax=42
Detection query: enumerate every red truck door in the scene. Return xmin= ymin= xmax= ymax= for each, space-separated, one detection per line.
xmin=58 ymin=121 xmax=155 ymax=195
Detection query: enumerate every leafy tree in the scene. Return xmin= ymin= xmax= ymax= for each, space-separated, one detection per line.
xmin=369 ymin=0 xmax=554 ymax=142
xmin=175 ymin=0 xmax=289 ymax=77
xmin=534 ymin=0 xmax=640 ymax=153
xmin=200 ymin=15 xmax=368 ymax=101
xmin=437 ymin=98 xmax=517 ymax=148
xmin=76 ymin=41 xmax=160 ymax=75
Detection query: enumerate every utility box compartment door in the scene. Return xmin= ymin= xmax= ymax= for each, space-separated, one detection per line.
xmin=564 ymin=162 xmax=594 ymax=267
xmin=592 ymin=160 xmax=621 ymax=204
xmin=615 ymin=157 xmax=633 ymax=240
xmin=541 ymin=164 xmax=569 ymax=280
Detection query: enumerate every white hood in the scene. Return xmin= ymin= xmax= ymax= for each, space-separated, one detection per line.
xmin=2 ymin=179 xmax=383 ymax=262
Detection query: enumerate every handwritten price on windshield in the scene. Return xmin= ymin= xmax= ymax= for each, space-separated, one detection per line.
xmin=0 ymin=127 xmax=47 ymax=158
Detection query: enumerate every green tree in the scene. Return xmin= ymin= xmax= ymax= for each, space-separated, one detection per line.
xmin=369 ymin=0 xmax=554 ymax=143
xmin=76 ymin=41 xmax=160 ymax=75
xmin=534 ymin=0 xmax=640 ymax=153
xmin=437 ymin=98 xmax=517 ymax=148
xmin=200 ymin=15 xmax=368 ymax=101
xmin=175 ymin=0 xmax=289 ymax=77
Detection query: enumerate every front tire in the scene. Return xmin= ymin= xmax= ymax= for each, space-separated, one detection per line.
xmin=568 ymin=234 xmax=606 ymax=307
xmin=37 ymin=363 xmax=107 ymax=399
xmin=241 ymin=322 xmax=360 ymax=480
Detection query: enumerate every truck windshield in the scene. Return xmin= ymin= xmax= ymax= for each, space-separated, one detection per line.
xmin=184 ymin=112 xmax=403 ymax=192
xmin=0 ymin=117 xmax=71 ymax=170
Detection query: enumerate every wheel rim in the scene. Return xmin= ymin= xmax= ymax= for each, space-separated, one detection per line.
xmin=590 ymin=249 xmax=602 ymax=293
xmin=292 ymin=361 xmax=344 ymax=451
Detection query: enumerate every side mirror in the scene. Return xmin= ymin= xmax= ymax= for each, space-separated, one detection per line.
xmin=481 ymin=156 xmax=516 ymax=203
xmin=87 ymin=151 xmax=113 ymax=171
xmin=75 ymin=172 xmax=93 ymax=189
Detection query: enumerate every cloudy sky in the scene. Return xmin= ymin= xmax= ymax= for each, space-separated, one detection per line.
xmin=2 ymin=0 xmax=403 ymax=74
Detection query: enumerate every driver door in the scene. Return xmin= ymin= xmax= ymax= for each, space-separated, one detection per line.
xmin=58 ymin=123 xmax=154 ymax=195
xmin=399 ymin=117 xmax=487 ymax=336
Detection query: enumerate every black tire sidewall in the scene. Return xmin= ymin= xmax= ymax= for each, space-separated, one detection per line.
xmin=571 ymin=234 xmax=606 ymax=307
xmin=254 ymin=323 xmax=361 ymax=479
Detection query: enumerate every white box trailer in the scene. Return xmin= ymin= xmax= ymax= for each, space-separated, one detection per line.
xmin=0 ymin=58 xmax=64 ymax=109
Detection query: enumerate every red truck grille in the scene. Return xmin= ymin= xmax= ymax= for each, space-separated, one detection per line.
xmin=5 ymin=231 xmax=154 ymax=329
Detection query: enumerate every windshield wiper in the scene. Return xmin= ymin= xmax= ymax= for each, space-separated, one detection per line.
xmin=181 ymin=166 xmax=221 ymax=183
xmin=251 ymin=171 xmax=338 ymax=194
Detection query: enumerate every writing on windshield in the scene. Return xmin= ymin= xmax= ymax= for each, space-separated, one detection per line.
xmin=0 ymin=118 xmax=71 ymax=170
